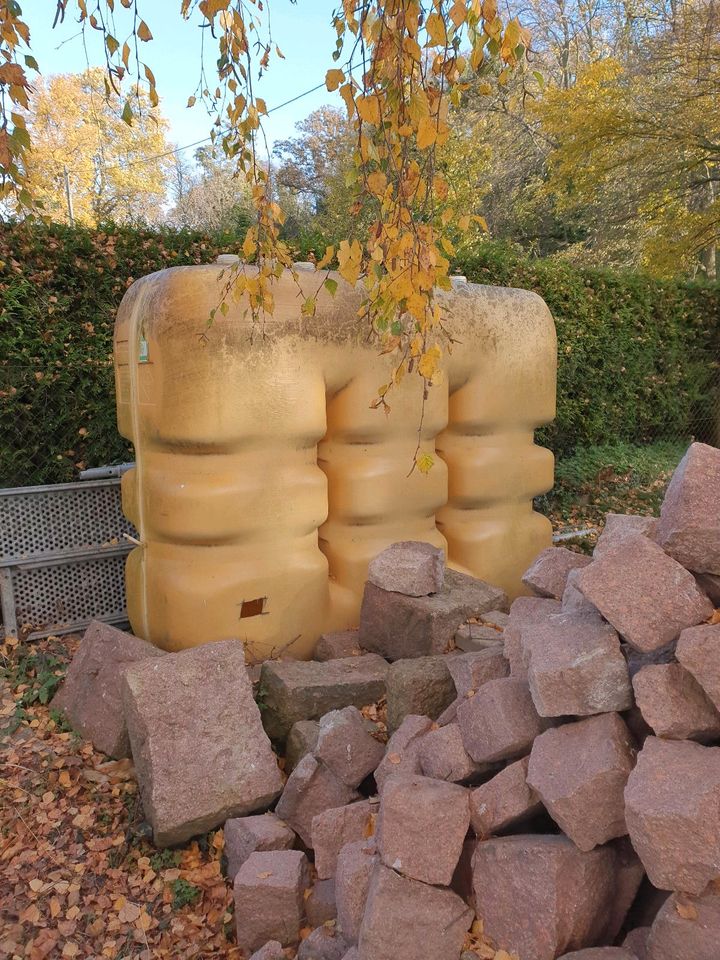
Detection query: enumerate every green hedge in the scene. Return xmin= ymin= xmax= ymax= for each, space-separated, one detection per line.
xmin=0 ymin=222 xmax=227 ymax=485
xmin=1 ymin=224 xmax=718 ymax=486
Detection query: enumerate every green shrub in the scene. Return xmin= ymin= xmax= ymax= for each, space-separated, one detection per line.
xmin=0 ymin=220 xmax=227 ymax=485
xmin=1 ymin=224 xmax=718 ymax=486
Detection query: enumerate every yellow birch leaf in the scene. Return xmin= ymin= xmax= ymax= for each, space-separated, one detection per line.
xmin=425 ymin=12 xmax=447 ymax=46
xmin=356 ymin=95 xmax=381 ymax=125
xmin=403 ymin=36 xmax=423 ymax=61
xmin=406 ymin=292 xmax=427 ymax=319
xmin=367 ymin=170 xmax=387 ymax=195
xmin=417 ymin=116 xmax=437 ymax=149
xmin=416 ymin=452 xmax=434 ymax=474
xmin=339 ymin=83 xmax=355 ymax=118
xmin=325 ymin=69 xmax=345 ymax=92
xmin=337 ymin=239 xmax=362 ymax=285
xmin=242 ymin=232 xmax=257 ymax=258
xmin=317 ymin=245 xmax=335 ymax=269
xmin=470 ymin=43 xmax=485 ymax=71
xmin=482 ymin=0 xmax=497 ymax=21
xmin=418 ymin=344 xmax=442 ymax=379
xmin=449 ymin=1 xmax=467 ymax=27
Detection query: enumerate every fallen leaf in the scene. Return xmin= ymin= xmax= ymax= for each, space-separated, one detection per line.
xmin=676 ymin=899 xmax=699 ymax=920
xmin=387 ymin=753 xmax=401 ymax=765
xmin=118 ymin=901 xmax=141 ymax=923
xmin=20 ymin=903 xmax=41 ymax=923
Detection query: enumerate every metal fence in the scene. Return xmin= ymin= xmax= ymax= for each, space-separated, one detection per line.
xmin=0 ymin=362 xmax=132 ymax=489
xmin=0 ymin=479 xmax=136 ymax=640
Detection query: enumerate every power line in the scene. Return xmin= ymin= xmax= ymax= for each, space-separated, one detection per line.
xmin=129 ymin=61 xmax=358 ymax=168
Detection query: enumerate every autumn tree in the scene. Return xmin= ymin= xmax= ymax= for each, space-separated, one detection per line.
xmin=537 ymin=0 xmax=720 ymax=278
xmin=273 ymin=106 xmax=359 ymax=243
xmin=24 ymin=69 xmax=171 ymax=226
xmin=168 ymin=147 xmax=253 ymax=234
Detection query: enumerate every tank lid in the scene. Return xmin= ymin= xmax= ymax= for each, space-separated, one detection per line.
xmin=216 ymin=253 xmax=241 ymax=265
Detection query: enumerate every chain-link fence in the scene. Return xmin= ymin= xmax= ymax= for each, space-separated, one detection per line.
xmin=0 ymin=363 xmax=133 ymax=488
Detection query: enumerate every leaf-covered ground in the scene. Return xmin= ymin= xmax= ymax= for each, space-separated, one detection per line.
xmin=1 ymin=635 xmax=241 ymax=960
xmin=540 ymin=439 xmax=684 ymax=551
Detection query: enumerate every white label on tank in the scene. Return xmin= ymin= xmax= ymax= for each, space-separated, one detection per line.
xmin=138 ymin=337 xmax=149 ymax=363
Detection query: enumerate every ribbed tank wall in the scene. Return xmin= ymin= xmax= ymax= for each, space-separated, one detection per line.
xmin=114 ymin=264 xmax=557 ymax=657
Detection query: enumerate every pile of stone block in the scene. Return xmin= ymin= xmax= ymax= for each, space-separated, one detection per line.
xmin=50 ymin=443 xmax=720 ymax=960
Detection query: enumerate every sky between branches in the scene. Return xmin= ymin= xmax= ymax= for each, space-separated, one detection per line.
xmin=28 ymin=0 xmax=350 ymax=153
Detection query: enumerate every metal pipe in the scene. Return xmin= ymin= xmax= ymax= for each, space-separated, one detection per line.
xmin=79 ymin=463 xmax=135 ymax=480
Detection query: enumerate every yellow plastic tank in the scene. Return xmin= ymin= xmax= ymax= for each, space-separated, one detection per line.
xmin=114 ymin=259 xmax=556 ymax=658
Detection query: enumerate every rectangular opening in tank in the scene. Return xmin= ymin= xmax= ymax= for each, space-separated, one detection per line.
xmin=240 ymin=597 xmax=267 ymax=618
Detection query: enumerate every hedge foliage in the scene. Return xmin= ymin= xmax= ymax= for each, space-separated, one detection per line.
xmin=1 ymin=222 xmax=718 ymax=486
xmin=0 ymin=222 xmax=227 ymax=485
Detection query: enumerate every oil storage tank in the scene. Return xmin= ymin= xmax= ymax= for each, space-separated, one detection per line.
xmin=114 ymin=259 xmax=556 ymax=658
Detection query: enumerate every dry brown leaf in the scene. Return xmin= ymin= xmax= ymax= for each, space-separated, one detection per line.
xmin=675 ymin=898 xmax=699 ymax=920
xmin=387 ymin=753 xmax=402 ymax=765
xmin=117 ymin=901 xmax=141 ymax=923
xmin=475 ymin=945 xmax=496 ymax=959
xmin=20 ymin=903 xmax=41 ymax=923
xmin=363 ymin=813 xmax=377 ymax=838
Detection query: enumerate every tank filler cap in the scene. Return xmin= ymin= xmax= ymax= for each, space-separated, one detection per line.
xmin=216 ymin=253 xmax=241 ymax=265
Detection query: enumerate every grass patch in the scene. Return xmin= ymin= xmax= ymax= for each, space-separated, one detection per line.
xmin=540 ymin=440 xmax=687 ymax=534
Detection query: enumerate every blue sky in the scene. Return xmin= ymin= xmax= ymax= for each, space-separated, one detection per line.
xmin=26 ymin=1 xmax=343 ymax=158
